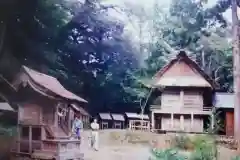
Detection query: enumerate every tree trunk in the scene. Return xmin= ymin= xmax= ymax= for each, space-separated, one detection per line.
xmin=232 ymin=0 xmax=240 ymax=152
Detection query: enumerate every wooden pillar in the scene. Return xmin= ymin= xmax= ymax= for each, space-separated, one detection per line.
xmin=29 ymin=126 xmax=32 ymax=153
xmin=180 ymin=90 xmax=184 ymax=109
xmin=180 ymin=115 xmax=184 ymax=131
xmin=191 ymin=113 xmax=194 ymax=132
xmin=171 ymin=113 xmax=174 ymax=130
xmin=68 ymin=108 xmax=73 ymax=135
xmin=54 ymin=104 xmax=59 ymax=127
xmin=151 ymin=111 xmax=155 ymax=131
xmin=211 ymin=113 xmax=214 ymax=131
xmin=41 ymin=126 xmax=45 ymax=149
xmin=17 ymin=126 xmax=21 ymax=152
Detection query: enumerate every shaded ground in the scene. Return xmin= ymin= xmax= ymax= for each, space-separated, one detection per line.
xmin=80 ymin=129 xmax=236 ymax=160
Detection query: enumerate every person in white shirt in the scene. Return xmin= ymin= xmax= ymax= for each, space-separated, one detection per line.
xmin=90 ymin=118 xmax=99 ymax=151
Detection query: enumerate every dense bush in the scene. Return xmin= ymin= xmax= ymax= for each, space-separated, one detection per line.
xmin=150 ymin=148 xmax=187 ymax=160
xmin=172 ymin=134 xmax=192 ymax=150
xmin=151 ymin=135 xmax=217 ymax=160
xmin=232 ymin=156 xmax=240 ymax=160
xmin=0 ymin=125 xmax=17 ymax=160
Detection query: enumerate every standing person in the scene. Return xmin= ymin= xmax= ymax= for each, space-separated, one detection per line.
xmin=72 ymin=115 xmax=83 ymax=140
xmin=90 ymin=118 xmax=100 ymax=151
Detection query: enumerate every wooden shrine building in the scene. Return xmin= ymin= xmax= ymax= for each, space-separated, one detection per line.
xmin=98 ymin=113 xmax=112 ymax=129
xmin=111 ymin=113 xmax=125 ymax=129
xmin=125 ymin=112 xmax=150 ymax=131
xmin=214 ymin=92 xmax=234 ymax=136
xmin=9 ymin=66 xmax=88 ymax=160
xmin=150 ymin=51 xmax=216 ymax=133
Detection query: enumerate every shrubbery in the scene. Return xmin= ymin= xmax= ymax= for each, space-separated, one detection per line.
xmin=151 ymin=134 xmax=218 ymax=160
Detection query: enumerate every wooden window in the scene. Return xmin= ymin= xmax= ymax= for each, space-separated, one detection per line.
xmin=21 ymin=126 xmax=29 ymax=139
xmin=32 ymin=127 xmax=41 ymax=140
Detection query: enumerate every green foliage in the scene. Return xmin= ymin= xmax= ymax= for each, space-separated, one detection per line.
xmin=0 ymin=125 xmax=16 ymax=137
xmin=151 ymin=148 xmax=187 ymax=160
xmin=189 ymin=135 xmax=217 ymax=160
xmin=232 ymin=156 xmax=240 ymax=160
xmin=191 ymin=135 xmax=214 ymax=150
xmin=206 ymin=108 xmax=224 ymax=134
xmin=189 ymin=148 xmax=215 ymax=160
xmin=161 ymin=135 xmax=217 ymax=160
xmin=172 ymin=134 xmax=192 ymax=150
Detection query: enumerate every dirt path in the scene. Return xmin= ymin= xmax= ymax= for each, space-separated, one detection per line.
xmin=80 ymin=130 xmax=151 ymax=160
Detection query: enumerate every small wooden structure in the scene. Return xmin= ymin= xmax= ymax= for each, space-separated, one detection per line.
xmin=0 ymin=102 xmax=17 ymax=126
xmin=71 ymin=103 xmax=90 ymax=129
xmin=150 ymin=51 xmax=216 ymax=133
xmin=10 ymin=66 xmax=88 ymax=160
xmin=111 ymin=114 xmax=125 ymax=129
xmin=98 ymin=113 xmax=112 ymax=129
xmin=214 ymin=92 xmax=234 ymax=136
xmin=125 ymin=112 xmax=150 ymax=131
xmin=0 ymin=102 xmax=14 ymax=112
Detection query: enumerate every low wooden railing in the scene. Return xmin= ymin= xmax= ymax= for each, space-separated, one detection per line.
xmin=129 ymin=120 xmax=150 ymax=131
xmin=203 ymin=106 xmax=212 ymax=111
xmin=151 ymin=105 xmax=213 ymax=112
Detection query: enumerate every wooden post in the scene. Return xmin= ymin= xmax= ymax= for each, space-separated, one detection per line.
xmin=41 ymin=126 xmax=45 ymax=149
xmin=17 ymin=126 xmax=21 ymax=152
xmin=68 ymin=108 xmax=73 ymax=136
xmin=171 ymin=113 xmax=174 ymax=130
xmin=211 ymin=113 xmax=214 ymax=131
xmin=29 ymin=126 xmax=32 ymax=153
xmin=180 ymin=115 xmax=184 ymax=131
xmin=151 ymin=111 xmax=155 ymax=132
xmin=180 ymin=90 xmax=184 ymax=109
xmin=55 ymin=104 xmax=59 ymax=127
xmin=191 ymin=113 xmax=194 ymax=132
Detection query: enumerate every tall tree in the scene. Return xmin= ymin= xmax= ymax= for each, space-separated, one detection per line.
xmin=50 ymin=0 xmax=140 ymax=114
xmin=231 ymin=0 xmax=240 ymax=147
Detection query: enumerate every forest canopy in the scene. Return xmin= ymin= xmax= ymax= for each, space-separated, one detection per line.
xmin=0 ymin=0 xmax=235 ymax=114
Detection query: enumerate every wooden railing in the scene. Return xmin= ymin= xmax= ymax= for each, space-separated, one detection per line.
xmin=129 ymin=120 xmax=150 ymax=131
xmin=151 ymin=105 xmax=212 ymax=112
xmin=203 ymin=106 xmax=212 ymax=111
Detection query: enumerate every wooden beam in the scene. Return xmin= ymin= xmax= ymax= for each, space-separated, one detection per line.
xmin=29 ymin=126 xmax=32 ymax=153
xmin=151 ymin=111 xmax=155 ymax=131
